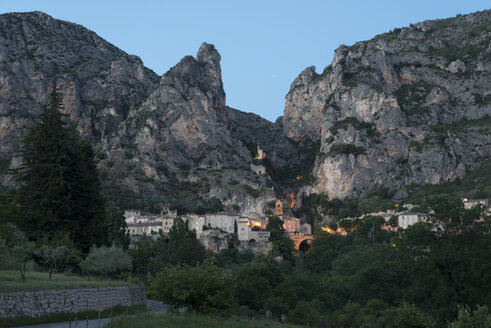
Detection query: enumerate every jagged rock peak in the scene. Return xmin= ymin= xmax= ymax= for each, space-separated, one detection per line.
xmin=197 ymin=42 xmax=221 ymax=66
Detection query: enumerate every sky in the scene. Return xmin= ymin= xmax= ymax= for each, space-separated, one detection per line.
xmin=1 ymin=1 xmax=489 ymax=122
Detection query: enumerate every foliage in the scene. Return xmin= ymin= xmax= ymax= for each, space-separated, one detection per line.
xmin=243 ymin=185 xmax=260 ymax=198
xmin=104 ymin=201 xmax=130 ymax=248
xmin=165 ymin=218 xmax=208 ymax=266
xmin=150 ymin=262 xmax=234 ymax=314
xmin=329 ymin=117 xmax=378 ymax=138
xmin=34 ymin=245 xmax=76 ymax=279
xmin=11 ymin=86 xmax=107 ymax=252
xmin=266 ymin=216 xmax=293 ymax=259
xmin=130 ymin=219 xmax=208 ymax=279
xmin=394 ymin=81 xmax=434 ymax=115
xmin=3 ymin=242 xmax=35 ymax=281
xmin=448 ymin=305 xmax=491 ymax=328
xmin=329 ymin=143 xmax=365 ymax=156
xmin=80 ymin=245 xmax=131 ymax=278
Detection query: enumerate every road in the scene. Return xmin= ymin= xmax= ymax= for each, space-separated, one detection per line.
xmin=15 ymin=300 xmax=167 ymax=328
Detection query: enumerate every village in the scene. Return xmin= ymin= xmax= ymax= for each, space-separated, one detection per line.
xmin=124 ymin=197 xmax=490 ymax=252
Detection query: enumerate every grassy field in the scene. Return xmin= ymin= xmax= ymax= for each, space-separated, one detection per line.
xmin=107 ymin=313 xmax=303 ymax=328
xmin=0 ymin=270 xmax=137 ymax=292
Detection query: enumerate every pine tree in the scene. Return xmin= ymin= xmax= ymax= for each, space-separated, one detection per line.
xmin=12 ymin=85 xmax=108 ymax=252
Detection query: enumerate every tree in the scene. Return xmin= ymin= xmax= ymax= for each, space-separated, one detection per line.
xmin=163 ymin=218 xmax=208 ymax=266
xmin=11 ymin=85 xmax=107 ymax=252
xmin=389 ymin=215 xmax=399 ymax=230
xmin=80 ymin=244 xmax=131 ymax=278
xmin=150 ymin=262 xmax=235 ymax=314
xmin=35 ymin=245 xmax=76 ymax=279
xmin=267 ymin=216 xmax=294 ymax=259
xmin=425 ymin=194 xmax=464 ymax=227
xmin=10 ymin=242 xmax=35 ymax=281
xmin=448 ymin=305 xmax=491 ymax=328
xmin=105 ymin=201 xmax=130 ymax=248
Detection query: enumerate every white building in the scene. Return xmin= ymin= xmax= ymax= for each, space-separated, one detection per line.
xmin=185 ymin=213 xmax=240 ymax=236
xmin=237 ymin=217 xmax=270 ymax=242
xmin=205 ymin=213 xmax=239 ymax=233
xmin=125 ymin=210 xmax=175 ymax=236
xmin=398 ymin=213 xmax=428 ymax=228
xmin=124 ymin=210 xmax=142 ymax=224
xmin=462 ymin=198 xmax=488 ymax=210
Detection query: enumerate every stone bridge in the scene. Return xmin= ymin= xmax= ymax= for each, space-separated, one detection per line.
xmin=289 ymin=234 xmax=314 ymax=252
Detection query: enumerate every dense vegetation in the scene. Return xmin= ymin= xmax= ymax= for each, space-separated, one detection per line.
xmin=126 ymin=193 xmax=490 ymax=327
xmin=0 ymin=86 xmax=130 ymax=283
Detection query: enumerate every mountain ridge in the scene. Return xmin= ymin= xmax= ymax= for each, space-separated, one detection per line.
xmin=0 ymin=10 xmax=489 ymax=214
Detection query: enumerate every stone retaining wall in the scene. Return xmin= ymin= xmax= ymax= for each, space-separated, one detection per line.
xmin=0 ymin=285 xmax=146 ymax=318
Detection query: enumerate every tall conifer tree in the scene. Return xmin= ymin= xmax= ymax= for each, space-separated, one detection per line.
xmin=12 ymin=85 xmax=107 ymax=252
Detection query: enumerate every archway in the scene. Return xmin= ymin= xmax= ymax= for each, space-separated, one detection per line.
xmin=298 ymin=239 xmax=312 ymax=253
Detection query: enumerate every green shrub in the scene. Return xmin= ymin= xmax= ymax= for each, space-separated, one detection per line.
xmin=329 ymin=144 xmax=365 ymax=156
xmin=150 ymin=263 xmax=235 ymax=314
xmin=80 ymin=245 xmax=131 ymax=278
xmin=243 ymin=185 xmax=260 ymax=198
xmin=124 ymin=150 xmax=133 ymax=159
xmin=329 ymin=117 xmax=378 ymax=138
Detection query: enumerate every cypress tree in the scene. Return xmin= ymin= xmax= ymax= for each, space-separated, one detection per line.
xmin=12 ymin=85 xmax=107 ymax=252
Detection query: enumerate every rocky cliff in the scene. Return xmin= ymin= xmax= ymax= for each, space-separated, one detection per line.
xmin=1 ymin=10 xmax=489 ymax=211
xmin=0 ymin=11 xmax=297 ymax=214
xmin=284 ymin=10 xmax=491 ymax=199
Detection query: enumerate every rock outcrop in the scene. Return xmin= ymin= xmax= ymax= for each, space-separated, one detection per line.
xmin=0 ymin=10 xmax=489 ymax=209
xmin=284 ymin=10 xmax=491 ymax=199
xmin=0 ymin=11 xmax=293 ymax=214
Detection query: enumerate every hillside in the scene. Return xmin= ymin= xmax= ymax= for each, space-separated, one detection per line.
xmin=284 ymin=10 xmax=490 ymax=200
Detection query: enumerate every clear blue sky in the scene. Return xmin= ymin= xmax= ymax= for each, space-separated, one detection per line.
xmin=1 ymin=1 xmax=489 ymax=122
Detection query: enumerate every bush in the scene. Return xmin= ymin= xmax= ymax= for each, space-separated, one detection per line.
xmin=80 ymin=245 xmax=131 ymax=278
xmin=150 ymin=262 xmax=235 ymax=314
xmin=243 ymin=185 xmax=260 ymax=198
xmin=35 ymin=245 xmax=76 ymax=279
xmin=329 ymin=144 xmax=365 ymax=156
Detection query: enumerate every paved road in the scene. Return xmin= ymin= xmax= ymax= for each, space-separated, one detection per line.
xmin=16 ymin=300 xmax=166 ymax=328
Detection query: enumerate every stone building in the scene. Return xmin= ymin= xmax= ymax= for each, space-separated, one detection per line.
xmin=398 ymin=213 xmax=428 ymax=228
xmin=238 ymin=217 xmax=270 ymax=242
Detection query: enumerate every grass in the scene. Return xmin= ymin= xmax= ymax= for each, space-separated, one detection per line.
xmin=0 ymin=270 xmax=136 ymax=292
xmin=0 ymin=304 xmax=148 ymax=328
xmin=106 ymin=313 xmax=303 ymax=328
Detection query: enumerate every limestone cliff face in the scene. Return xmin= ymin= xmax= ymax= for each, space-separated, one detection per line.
xmin=284 ymin=10 xmax=491 ymax=199
xmin=1 ymin=10 xmax=490 ymax=209
xmin=0 ymin=12 xmax=290 ymax=214
xmin=0 ymin=11 xmax=159 ymax=163
xmin=99 ymin=42 xmax=278 ymax=214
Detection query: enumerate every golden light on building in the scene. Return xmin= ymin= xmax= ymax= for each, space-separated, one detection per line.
xmin=286 ymin=193 xmax=295 ymax=208
xmin=275 ymin=200 xmax=283 ymax=216
xmin=296 ymin=175 xmax=303 ymax=180
xmin=392 ymin=243 xmax=396 ymax=247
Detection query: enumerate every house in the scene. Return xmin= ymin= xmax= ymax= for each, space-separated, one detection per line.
xmin=124 ymin=210 xmax=142 ymax=224
xmin=283 ymin=218 xmax=300 ymax=233
xmin=126 ymin=221 xmax=164 ymax=235
xmin=250 ymin=163 xmax=266 ymax=175
xmin=254 ymin=145 xmax=266 ymax=160
xmin=185 ymin=214 xmax=206 ymax=236
xmin=205 ymin=213 xmax=239 ymax=233
xmin=275 ymin=200 xmax=283 ymax=216
xmin=462 ymin=198 xmax=488 ymax=210
xmin=238 ymin=217 xmax=270 ymax=242
xmin=185 ymin=213 xmax=240 ymax=236
xmin=398 ymin=213 xmax=428 ymax=228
